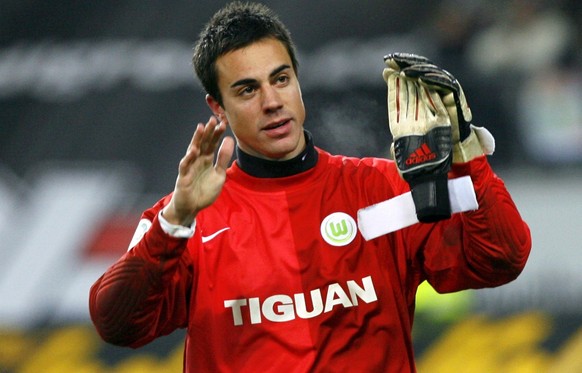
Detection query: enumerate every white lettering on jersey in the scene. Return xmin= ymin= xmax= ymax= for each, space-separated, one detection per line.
xmin=295 ymin=289 xmax=324 ymax=319
xmin=224 ymin=299 xmax=247 ymax=326
xmin=324 ymin=283 xmax=353 ymax=312
xmin=263 ymin=294 xmax=295 ymax=323
xmin=249 ymin=297 xmax=261 ymax=324
xmin=224 ymin=276 xmax=378 ymax=326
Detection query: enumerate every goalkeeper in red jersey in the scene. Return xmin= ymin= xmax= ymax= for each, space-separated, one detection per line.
xmin=89 ymin=2 xmax=531 ymax=372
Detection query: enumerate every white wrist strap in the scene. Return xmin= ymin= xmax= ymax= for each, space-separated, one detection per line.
xmin=158 ymin=211 xmax=196 ymax=238
xmin=357 ymin=176 xmax=478 ymax=240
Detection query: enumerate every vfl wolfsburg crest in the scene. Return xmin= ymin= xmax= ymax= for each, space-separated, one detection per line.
xmin=320 ymin=212 xmax=357 ymax=246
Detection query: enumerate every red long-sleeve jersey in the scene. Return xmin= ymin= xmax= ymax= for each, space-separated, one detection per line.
xmin=89 ymin=149 xmax=531 ymax=372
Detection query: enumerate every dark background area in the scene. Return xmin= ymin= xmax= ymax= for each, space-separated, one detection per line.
xmin=2 ymin=0 xmax=580 ymax=194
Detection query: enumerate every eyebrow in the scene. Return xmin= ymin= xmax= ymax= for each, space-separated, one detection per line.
xmin=230 ymin=64 xmax=291 ymax=89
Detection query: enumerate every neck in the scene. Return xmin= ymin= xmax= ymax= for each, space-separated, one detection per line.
xmin=235 ymin=131 xmax=318 ymax=178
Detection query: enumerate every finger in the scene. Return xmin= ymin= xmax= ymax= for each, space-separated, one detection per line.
xmin=185 ymin=123 xmax=204 ymax=155
xmin=215 ymin=136 xmax=235 ymax=172
xmin=402 ymin=66 xmax=459 ymax=98
xmin=404 ymin=77 xmax=419 ymax=122
xmin=401 ymin=64 xmax=441 ymax=78
xmin=418 ymin=73 xmax=457 ymax=93
xmin=210 ymin=119 xmax=228 ymax=147
xmin=201 ymin=117 xmax=228 ymax=156
xmin=402 ymin=64 xmax=456 ymax=80
xmin=384 ymin=53 xmax=432 ymax=69
xmin=422 ymin=86 xmax=448 ymax=119
xmin=382 ymin=67 xmax=398 ymax=83
xmin=199 ymin=116 xmax=220 ymax=155
xmin=387 ymin=73 xmax=401 ymax=126
xmin=421 ymin=86 xmax=437 ymax=115
xmin=179 ymin=123 xmax=205 ymax=173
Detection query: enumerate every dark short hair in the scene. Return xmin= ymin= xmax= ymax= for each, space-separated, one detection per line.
xmin=192 ymin=1 xmax=299 ymax=106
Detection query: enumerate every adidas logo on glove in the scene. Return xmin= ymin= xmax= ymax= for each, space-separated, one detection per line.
xmin=405 ymin=143 xmax=437 ymax=166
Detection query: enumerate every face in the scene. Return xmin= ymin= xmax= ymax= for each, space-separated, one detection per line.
xmin=207 ymin=38 xmax=306 ymax=161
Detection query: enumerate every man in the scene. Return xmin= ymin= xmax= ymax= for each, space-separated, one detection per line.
xmin=89 ymin=2 xmax=531 ymax=372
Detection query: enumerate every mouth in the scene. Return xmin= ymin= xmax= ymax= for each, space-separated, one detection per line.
xmin=263 ymin=118 xmax=291 ymax=131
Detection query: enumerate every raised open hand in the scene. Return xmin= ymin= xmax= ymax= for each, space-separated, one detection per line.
xmin=162 ymin=116 xmax=235 ymax=226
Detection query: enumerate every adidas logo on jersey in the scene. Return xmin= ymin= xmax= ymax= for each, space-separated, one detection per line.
xmin=405 ymin=143 xmax=436 ymax=166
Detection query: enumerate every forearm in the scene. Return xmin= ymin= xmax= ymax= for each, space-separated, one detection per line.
xmin=89 ymin=255 xmax=166 ymax=347
xmin=89 ymin=216 xmax=191 ymax=347
xmin=415 ymin=156 xmax=531 ymax=293
xmin=452 ymin=156 xmax=531 ymax=284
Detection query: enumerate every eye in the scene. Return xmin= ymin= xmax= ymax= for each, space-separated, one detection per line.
xmin=239 ymin=85 xmax=256 ymax=96
xmin=276 ymin=75 xmax=290 ymax=85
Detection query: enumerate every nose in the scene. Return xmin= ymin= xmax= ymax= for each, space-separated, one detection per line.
xmin=261 ymin=85 xmax=283 ymax=113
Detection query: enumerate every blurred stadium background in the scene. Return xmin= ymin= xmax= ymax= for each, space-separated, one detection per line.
xmin=1 ymin=0 xmax=581 ymax=371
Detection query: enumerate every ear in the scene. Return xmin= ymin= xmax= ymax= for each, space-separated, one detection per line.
xmin=206 ymin=94 xmax=227 ymax=123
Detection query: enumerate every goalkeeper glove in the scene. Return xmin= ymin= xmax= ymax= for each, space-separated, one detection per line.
xmin=382 ymin=64 xmax=452 ymax=222
xmin=385 ymin=53 xmax=495 ymax=163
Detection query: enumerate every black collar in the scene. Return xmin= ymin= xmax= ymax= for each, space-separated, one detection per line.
xmin=235 ymin=131 xmax=318 ymax=178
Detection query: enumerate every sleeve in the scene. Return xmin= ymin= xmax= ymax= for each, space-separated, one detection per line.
xmin=88 ymin=196 xmax=198 ymax=347
xmin=405 ymin=155 xmax=532 ymax=293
